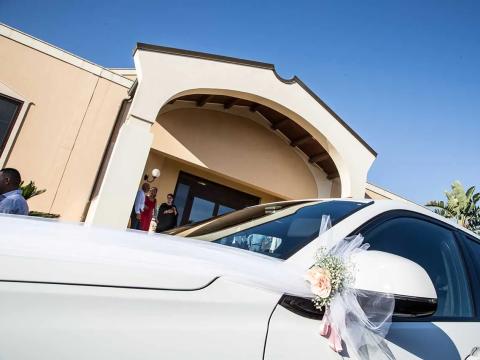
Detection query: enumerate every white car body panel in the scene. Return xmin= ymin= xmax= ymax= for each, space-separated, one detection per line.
xmin=0 ymin=215 xmax=287 ymax=290
xmin=0 ymin=199 xmax=479 ymax=359
xmin=266 ymin=306 xmax=480 ymax=360
xmin=264 ymin=305 xmax=342 ymax=360
xmin=385 ymin=322 xmax=480 ymax=359
xmin=0 ymin=278 xmax=278 ymax=360
xmin=0 ymin=216 xmax=218 ymax=289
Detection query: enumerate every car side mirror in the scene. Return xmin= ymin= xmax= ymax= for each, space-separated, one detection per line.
xmin=351 ymin=250 xmax=437 ymax=318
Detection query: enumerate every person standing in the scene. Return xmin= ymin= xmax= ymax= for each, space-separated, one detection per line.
xmin=155 ymin=193 xmax=178 ymax=232
xmin=130 ymin=183 xmax=149 ymax=230
xmin=140 ymin=187 xmax=157 ymax=232
xmin=0 ymin=168 xmax=29 ymax=215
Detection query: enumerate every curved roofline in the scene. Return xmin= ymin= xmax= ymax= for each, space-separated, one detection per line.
xmin=134 ymin=43 xmax=377 ymax=157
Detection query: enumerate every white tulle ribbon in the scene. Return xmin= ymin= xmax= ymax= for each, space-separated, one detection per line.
xmin=305 ymin=216 xmax=396 ymax=360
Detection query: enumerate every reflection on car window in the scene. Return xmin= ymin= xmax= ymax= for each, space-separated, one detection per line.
xmin=166 ymin=200 xmax=314 ymax=237
xmin=172 ymin=200 xmax=369 ymax=259
xmin=364 ymin=217 xmax=473 ymax=318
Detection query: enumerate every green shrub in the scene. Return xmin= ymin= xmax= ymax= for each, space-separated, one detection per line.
xmin=20 ymin=181 xmax=46 ymax=200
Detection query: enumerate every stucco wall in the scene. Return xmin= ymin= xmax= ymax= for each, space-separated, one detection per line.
xmin=0 ymin=35 xmax=129 ymax=220
xmin=151 ymin=107 xmax=322 ymax=200
xmin=129 ymin=47 xmax=377 ymax=199
xmin=143 ymin=152 xmax=282 ymax=206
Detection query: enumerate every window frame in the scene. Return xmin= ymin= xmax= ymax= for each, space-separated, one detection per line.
xmin=350 ymin=210 xmax=477 ymax=322
xmin=457 ymin=232 xmax=480 ymax=319
xmin=0 ymin=93 xmax=23 ymax=158
xmin=0 ymin=82 xmax=31 ymax=167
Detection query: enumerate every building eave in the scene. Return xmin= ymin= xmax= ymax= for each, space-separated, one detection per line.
xmin=134 ymin=42 xmax=377 ymax=157
xmin=0 ymin=23 xmax=133 ymax=89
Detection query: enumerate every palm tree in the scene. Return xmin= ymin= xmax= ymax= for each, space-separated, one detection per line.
xmin=426 ymin=181 xmax=480 ymax=234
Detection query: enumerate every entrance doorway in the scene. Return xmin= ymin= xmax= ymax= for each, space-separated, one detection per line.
xmin=173 ymin=172 xmax=260 ymax=226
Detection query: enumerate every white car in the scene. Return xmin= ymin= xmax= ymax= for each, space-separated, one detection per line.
xmin=1 ymin=199 xmax=479 ymax=359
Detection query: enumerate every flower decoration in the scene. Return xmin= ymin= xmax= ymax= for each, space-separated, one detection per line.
xmin=304 ymin=216 xmax=395 ymax=360
xmin=305 ymin=246 xmax=352 ymax=310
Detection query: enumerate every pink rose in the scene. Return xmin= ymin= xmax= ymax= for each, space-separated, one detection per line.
xmin=305 ymin=266 xmax=332 ymax=298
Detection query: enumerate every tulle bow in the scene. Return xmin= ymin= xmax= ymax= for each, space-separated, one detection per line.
xmin=307 ymin=215 xmax=396 ymax=360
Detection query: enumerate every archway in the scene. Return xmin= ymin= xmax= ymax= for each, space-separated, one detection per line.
xmin=86 ymin=43 xmax=375 ymax=229
xmin=144 ymin=94 xmax=339 ymax=225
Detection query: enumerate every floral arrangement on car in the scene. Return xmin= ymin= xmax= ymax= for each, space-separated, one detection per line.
xmin=304 ymin=247 xmax=352 ymax=310
xmin=304 ymin=216 xmax=395 ymax=360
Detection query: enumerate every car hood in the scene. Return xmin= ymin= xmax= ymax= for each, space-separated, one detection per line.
xmin=0 ymin=216 xmax=308 ymax=295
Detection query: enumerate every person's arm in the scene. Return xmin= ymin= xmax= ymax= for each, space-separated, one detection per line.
xmin=0 ymin=198 xmax=18 ymax=214
xmin=0 ymin=197 xmax=28 ymax=215
xmin=18 ymin=197 xmax=29 ymax=216
xmin=133 ymin=191 xmax=143 ymax=215
xmin=140 ymin=192 xmax=146 ymax=213
xmin=173 ymin=206 xmax=178 ymax=216
xmin=151 ymin=200 xmax=157 ymax=219
xmin=158 ymin=203 xmax=166 ymax=217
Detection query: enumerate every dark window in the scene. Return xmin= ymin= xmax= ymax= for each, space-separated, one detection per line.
xmin=363 ymin=217 xmax=473 ymax=318
xmin=462 ymin=235 xmax=480 ymax=275
xmin=172 ymin=200 xmax=369 ymax=259
xmin=461 ymin=235 xmax=480 ymax=314
xmin=0 ymin=94 xmax=22 ymax=156
xmin=172 ymin=172 xmax=260 ymax=226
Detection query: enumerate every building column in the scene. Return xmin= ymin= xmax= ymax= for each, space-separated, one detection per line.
xmin=338 ymin=163 xmax=369 ymax=199
xmin=85 ymin=115 xmax=153 ymax=229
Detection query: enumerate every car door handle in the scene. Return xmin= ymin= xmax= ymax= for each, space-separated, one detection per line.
xmin=278 ymin=295 xmax=324 ymax=320
xmin=466 ymin=347 xmax=480 ymax=360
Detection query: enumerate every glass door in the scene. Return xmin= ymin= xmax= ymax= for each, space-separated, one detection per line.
xmin=173 ymin=172 xmax=260 ymax=226
xmin=188 ymin=196 xmax=216 ymax=223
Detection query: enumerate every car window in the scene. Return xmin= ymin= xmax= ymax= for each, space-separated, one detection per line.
xmin=166 ymin=200 xmax=314 ymax=237
xmin=461 ymin=235 xmax=480 ymax=303
xmin=462 ymin=235 xmax=480 ymax=270
xmin=363 ymin=217 xmax=473 ymax=318
xmin=211 ymin=201 xmax=369 ymax=259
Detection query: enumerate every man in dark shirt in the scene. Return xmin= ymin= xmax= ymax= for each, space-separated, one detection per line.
xmin=156 ymin=193 xmax=178 ymax=232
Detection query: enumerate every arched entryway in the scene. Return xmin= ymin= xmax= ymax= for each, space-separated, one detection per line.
xmin=86 ymin=43 xmax=375 ymax=229
xmin=141 ymin=93 xmax=339 ymax=225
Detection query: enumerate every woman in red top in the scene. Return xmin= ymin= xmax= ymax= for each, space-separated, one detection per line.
xmin=140 ymin=187 xmax=157 ymax=231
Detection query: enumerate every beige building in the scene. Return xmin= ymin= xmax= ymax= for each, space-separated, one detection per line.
xmin=0 ymin=23 xmax=412 ymax=229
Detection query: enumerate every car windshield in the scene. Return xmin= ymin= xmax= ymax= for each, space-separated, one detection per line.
xmin=167 ymin=200 xmax=371 ymax=259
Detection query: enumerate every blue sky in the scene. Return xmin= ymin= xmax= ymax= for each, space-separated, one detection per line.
xmin=1 ymin=0 xmax=479 ymax=204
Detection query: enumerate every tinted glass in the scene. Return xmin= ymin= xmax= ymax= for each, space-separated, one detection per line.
xmin=218 ymin=205 xmax=234 ymax=216
xmin=167 ymin=200 xmax=314 ymax=236
xmin=189 ymin=197 xmax=215 ymax=223
xmin=0 ymin=95 xmax=21 ymax=152
xmin=184 ymin=200 xmax=369 ymax=259
xmin=364 ymin=217 xmax=472 ymax=318
xmin=173 ymin=183 xmax=190 ymax=226
xmin=172 ymin=172 xmax=259 ymax=226
xmin=462 ymin=235 xmax=480 ymax=302
xmin=463 ymin=235 xmax=480 ymax=267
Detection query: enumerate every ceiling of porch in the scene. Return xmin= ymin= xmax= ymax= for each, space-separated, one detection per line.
xmin=167 ymin=94 xmax=339 ymax=180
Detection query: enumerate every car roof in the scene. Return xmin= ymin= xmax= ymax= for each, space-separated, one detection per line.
xmin=264 ymin=198 xmax=480 ymax=241
xmin=368 ymin=199 xmax=480 ymax=240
